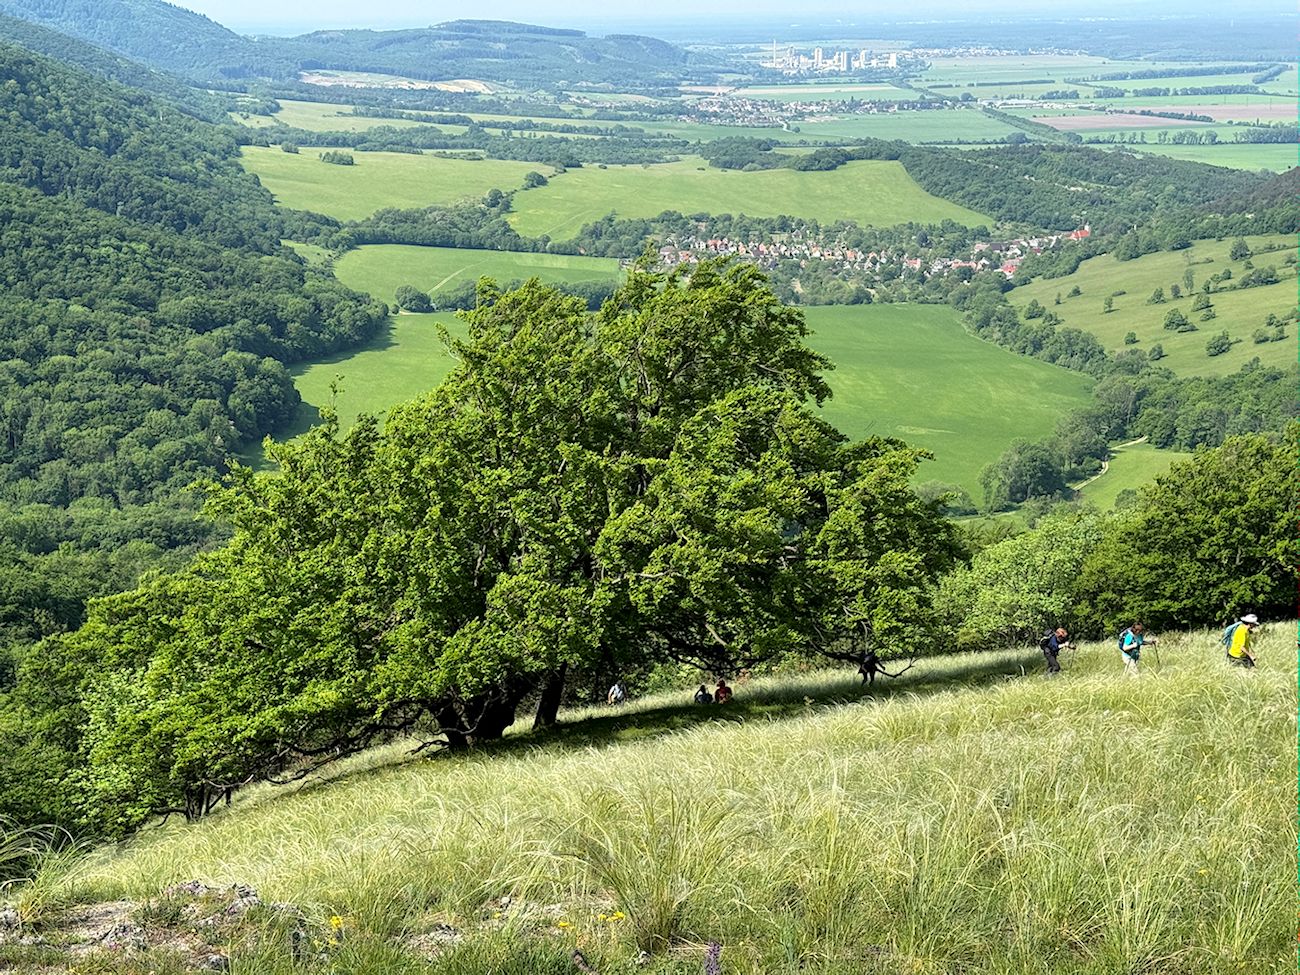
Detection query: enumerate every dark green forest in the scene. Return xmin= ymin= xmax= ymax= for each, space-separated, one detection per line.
xmin=0 ymin=42 xmax=385 ymax=695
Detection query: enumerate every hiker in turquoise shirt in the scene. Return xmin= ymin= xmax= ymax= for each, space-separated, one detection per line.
xmin=1119 ymin=622 xmax=1155 ymax=676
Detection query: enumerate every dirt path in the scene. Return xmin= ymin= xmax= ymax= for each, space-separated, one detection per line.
xmin=1073 ymin=436 xmax=1148 ymax=491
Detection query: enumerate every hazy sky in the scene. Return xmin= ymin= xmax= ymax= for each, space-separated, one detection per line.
xmin=173 ymin=0 xmax=1277 ymax=34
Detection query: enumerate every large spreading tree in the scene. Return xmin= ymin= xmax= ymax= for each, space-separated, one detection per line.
xmin=44 ymin=261 xmax=960 ymax=833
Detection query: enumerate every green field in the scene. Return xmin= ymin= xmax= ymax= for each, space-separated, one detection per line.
xmin=792 ymin=108 xmax=1023 ymax=142
xmin=1008 ymin=235 xmax=1297 ymax=376
xmin=234 ymin=99 xmax=455 ymax=132
xmin=282 ymin=314 xmax=467 ymax=443
xmin=507 ymin=157 xmax=990 ymax=238
xmin=333 ymin=245 xmax=622 ymax=302
xmin=269 ymin=303 xmax=1088 ymax=495
xmin=804 ymin=305 xmax=1093 ymax=493
xmin=919 ymin=54 xmax=1114 ymax=83
xmin=1075 ymin=440 xmax=1192 ymax=509
xmin=239 ymin=147 xmax=540 ymax=220
xmin=62 ymin=627 xmax=1294 ymax=974
xmin=1130 ymin=142 xmax=1297 ymax=172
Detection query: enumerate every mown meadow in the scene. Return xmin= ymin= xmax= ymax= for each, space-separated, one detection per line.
xmin=505 ymin=158 xmax=992 ymax=238
xmin=239 ymin=147 xmax=539 ymax=221
xmin=333 ymin=245 xmax=622 ymax=302
xmin=53 ymin=625 xmax=1294 ymax=975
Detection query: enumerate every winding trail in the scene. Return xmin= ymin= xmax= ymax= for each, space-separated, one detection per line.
xmin=1073 ymin=435 xmax=1148 ymax=491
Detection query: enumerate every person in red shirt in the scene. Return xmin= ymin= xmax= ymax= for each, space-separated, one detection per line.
xmin=714 ymin=679 xmax=733 ymax=704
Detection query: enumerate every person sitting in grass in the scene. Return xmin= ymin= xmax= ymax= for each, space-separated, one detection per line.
xmin=1119 ymin=622 xmax=1155 ymax=677
xmin=1039 ymin=626 xmax=1073 ymax=677
xmin=607 ymin=680 xmax=627 ymax=705
xmin=693 ymin=683 xmax=713 ymax=705
xmin=1224 ymin=614 xmax=1260 ymax=668
xmin=714 ymin=679 xmax=733 ymax=704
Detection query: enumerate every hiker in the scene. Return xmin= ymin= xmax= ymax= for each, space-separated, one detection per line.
xmin=606 ymin=680 xmax=627 ymax=705
xmin=1118 ymin=623 xmax=1155 ymax=676
xmin=693 ymin=684 xmax=713 ymax=705
xmin=714 ymin=679 xmax=733 ymax=704
xmin=1039 ymin=626 xmax=1072 ymax=676
xmin=859 ymin=649 xmax=906 ymax=685
xmin=1224 ymin=613 xmax=1260 ymax=668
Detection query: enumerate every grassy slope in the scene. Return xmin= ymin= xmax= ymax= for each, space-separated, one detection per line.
xmin=507 ymin=158 xmax=991 ymax=239
xmin=805 ymin=305 xmax=1092 ymax=494
xmin=1075 ymin=440 xmax=1192 ymax=509
xmin=65 ymin=627 xmax=1295 ymax=975
xmin=333 ymin=245 xmax=622 ymax=301
xmin=239 ymin=147 xmax=539 ymax=221
xmin=269 ymin=304 xmax=1089 ymax=494
xmin=1007 ymin=235 xmax=1296 ymax=377
xmin=277 ymin=314 xmax=468 ymax=445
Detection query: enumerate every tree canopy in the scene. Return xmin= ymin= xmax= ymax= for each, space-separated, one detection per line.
xmin=22 ymin=263 xmax=959 ymax=834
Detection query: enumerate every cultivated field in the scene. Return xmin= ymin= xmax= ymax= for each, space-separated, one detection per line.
xmin=1129 ymin=143 xmax=1298 ymax=172
xmin=506 ymin=157 xmax=992 ymax=239
xmin=731 ymin=82 xmax=910 ymax=101
xmin=333 ymin=245 xmax=622 ymax=301
xmin=918 ymin=53 xmax=1114 ymax=84
xmin=803 ymin=305 xmax=1091 ymax=493
xmin=1008 ymin=235 xmax=1297 ymax=377
xmin=1074 ymin=440 xmax=1192 ymax=509
xmin=1034 ymin=112 xmax=1211 ymax=130
xmin=239 ymin=147 xmax=540 ymax=221
xmin=62 ymin=627 xmax=1295 ymax=974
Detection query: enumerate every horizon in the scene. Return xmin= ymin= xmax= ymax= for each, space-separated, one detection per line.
xmin=169 ymin=0 xmax=1294 ymax=36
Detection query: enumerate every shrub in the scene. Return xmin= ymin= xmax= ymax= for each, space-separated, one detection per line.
xmin=393 ymin=285 xmax=432 ymax=313
xmin=1204 ymin=331 xmax=1232 ymax=356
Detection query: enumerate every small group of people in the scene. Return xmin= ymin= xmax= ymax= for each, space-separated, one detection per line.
xmin=694 ymin=679 xmax=733 ymax=705
xmin=1039 ymin=614 xmax=1262 ymax=676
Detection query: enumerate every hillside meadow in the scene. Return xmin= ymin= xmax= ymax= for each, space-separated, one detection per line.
xmin=506 ymin=157 xmax=991 ymax=239
xmin=1007 ymin=234 xmax=1296 ymax=376
xmin=268 ymin=303 xmax=1089 ymax=496
xmin=51 ymin=626 xmax=1294 ymax=975
xmin=1074 ymin=440 xmax=1191 ymax=509
xmin=333 ymin=245 xmax=622 ymax=301
xmin=239 ymin=147 xmax=540 ymax=221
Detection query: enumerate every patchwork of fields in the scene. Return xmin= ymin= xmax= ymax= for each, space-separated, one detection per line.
xmin=1008 ymin=235 xmax=1296 ymax=377
xmin=506 ymin=157 xmax=992 ymax=238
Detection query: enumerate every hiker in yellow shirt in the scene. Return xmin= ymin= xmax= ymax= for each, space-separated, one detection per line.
xmin=1224 ymin=614 xmax=1260 ymax=668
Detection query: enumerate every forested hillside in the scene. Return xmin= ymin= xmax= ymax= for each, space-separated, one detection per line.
xmin=0 ymin=41 xmax=385 ymax=694
xmin=0 ymin=1 xmax=716 ymax=86
xmin=0 ymin=11 xmax=230 ymax=120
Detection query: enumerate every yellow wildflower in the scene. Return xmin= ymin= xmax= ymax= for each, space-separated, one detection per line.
xmin=329 ymin=915 xmax=344 ymax=930
xmin=610 ymin=910 xmax=626 ymax=922
xmin=557 ymin=919 xmax=572 ymax=929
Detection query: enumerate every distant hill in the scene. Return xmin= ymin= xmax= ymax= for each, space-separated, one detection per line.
xmin=0 ymin=0 xmax=718 ymax=87
xmin=0 ymin=0 xmax=290 ymax=79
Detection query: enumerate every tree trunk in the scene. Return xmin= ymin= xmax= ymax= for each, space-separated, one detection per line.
xmin=532 ymin=664 xmax=568 ymax=730
xmin=437 ymin=704 xmax=468 ymax=752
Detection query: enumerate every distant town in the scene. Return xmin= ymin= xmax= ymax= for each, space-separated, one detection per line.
xmin=763 ymin=42 xmax=910 ymax=74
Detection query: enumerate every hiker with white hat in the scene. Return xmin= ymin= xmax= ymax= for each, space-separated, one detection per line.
xmin=1223 ymin=614 xmax=1260 ymax=668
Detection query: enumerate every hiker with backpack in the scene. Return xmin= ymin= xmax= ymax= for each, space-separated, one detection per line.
xmin=1038 ymin=627 xmax=1073 ymax=676
xmin=1222 ymin=614 xmax=1260 ymax=668
xmin=1118 ymin=623 xmax=1155 ymax=677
